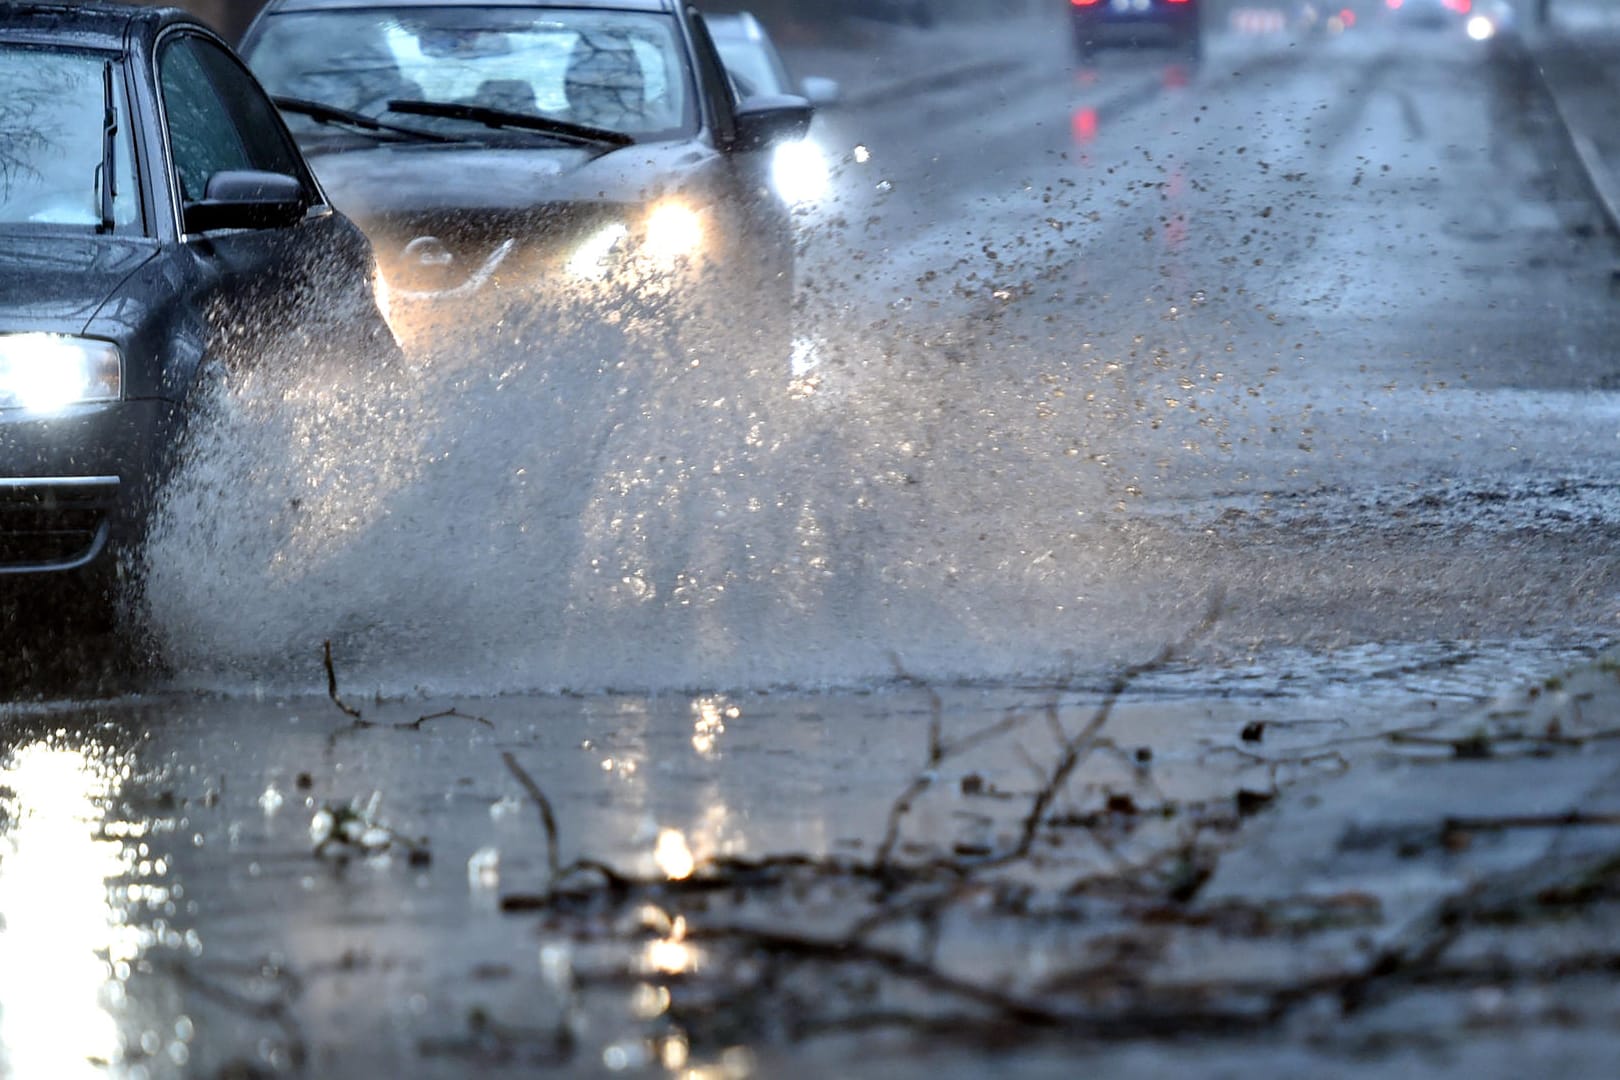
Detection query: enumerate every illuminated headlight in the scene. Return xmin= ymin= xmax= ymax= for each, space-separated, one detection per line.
xmin=1465 ymin=14 xmax=1494 ymax=39
xmin=0 ymin=334 xmax=122 ymax=412
xmin=772 ymin=139 xmax=830 ymax=206
xmin=642 ymin=201 xmax=704 ymax=264
xmin=566 ymin=222 xmax=630 ymax=280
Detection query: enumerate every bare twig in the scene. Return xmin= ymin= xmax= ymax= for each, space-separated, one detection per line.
xmin=874 ymin=656 xmax=948 ymax=871
xmin=502 ymin=751 xmax=561 ymax=881
xmin=322 ymin=640 xmax=362 ymax=720
xmin=407 ymin=708 xmax=494 ymax=731
xmin=1012 ymin=593 xmax=1224 ymax=859
xmin=683 ymin=924 xmax=1066 ymax=1028
xmin=874 ymin=698 xmax=1028 ymax=872
xmin=158 ymin=958 xmax=309 ymax=1071
xmin=1443 ymin=810 xmax=1620 ymax=832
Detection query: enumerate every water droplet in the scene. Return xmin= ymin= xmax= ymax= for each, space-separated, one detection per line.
xmin=258 ymin=786 xmax=284 ymax=816
xmin=467 ymin=846 xmax=500 ymax=889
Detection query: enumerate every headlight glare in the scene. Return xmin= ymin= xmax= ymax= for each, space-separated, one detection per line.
xmin=567 ymin=222 xmax=630 ymax=280
xmin=772 ymin=140 xmax=830 ymax=206
xmin=0 ymin=334 xmax=122 ymax=412
xmin=643 ymin=202 xmax=704 ymax=264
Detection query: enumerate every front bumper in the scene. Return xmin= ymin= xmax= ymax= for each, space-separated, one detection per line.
xmin=0 ymin=398 xmax=178 ymax=576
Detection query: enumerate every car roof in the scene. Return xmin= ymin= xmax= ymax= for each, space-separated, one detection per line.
xmin=258 ymin=0 xmax=676 ymax=14
xmin=0 ymin=2 xmax=192 ymax=49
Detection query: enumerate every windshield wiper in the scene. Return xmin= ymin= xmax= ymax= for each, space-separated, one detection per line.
xmin=385 ymin=99 xmax=634 ymax=149
xmin=273 ymin=97 xmax=461 ymax=144
xmin=97 ymin=61 xmax=117 ymax=234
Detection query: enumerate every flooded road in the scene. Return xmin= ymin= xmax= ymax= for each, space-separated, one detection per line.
xmin=6 ymin=7 xmax=1620 ymax=1077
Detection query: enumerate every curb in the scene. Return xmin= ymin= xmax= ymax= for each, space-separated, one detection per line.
xmin=1523 ymin=33 xmax=1620 ymax=238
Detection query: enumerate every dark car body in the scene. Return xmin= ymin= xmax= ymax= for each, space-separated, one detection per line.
xmin=0 ymin=3 xmax=394 ymax=601
xmin=237 ymin=0 xmax=813 ymax=348
xmin=1070 ymin=0 xmax=1203 ymax=60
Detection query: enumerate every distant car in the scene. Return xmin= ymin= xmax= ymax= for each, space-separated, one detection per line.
xmin=704 ymin=11 xmax=839 ymax=207
xmin=0 ymin=2 xmax=396 ymax=609
xmin=1071 ymin=0 xmax=1204 ymax=61
xmin=705 ymin=11 xmax=841 ymax=107
xmin=1387 ymin=0 xmax=1463 ymax=28
xmin=238 ymin=0 xmax=814 ymax=350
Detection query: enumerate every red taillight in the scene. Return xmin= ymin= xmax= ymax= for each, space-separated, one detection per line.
xmin=1072 ymin=107 xmax=1098 ymax=143
xmin=1339 ymin=7 xmax=1356 ymax=24
xmin=1166 ymin=0 xmax=1192 ymax=5
xmin=1072 ymin=0 xmax=1103 ymax=6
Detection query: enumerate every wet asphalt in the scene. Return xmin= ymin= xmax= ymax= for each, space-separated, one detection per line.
xmin=5 ymin=9 xmax=1620 ymax=1078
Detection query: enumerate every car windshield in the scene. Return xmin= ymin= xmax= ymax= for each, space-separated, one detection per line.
xmin=0 ymin=45 xmax=140 ymax=232
xmin=245 ymin=5 xmax=696 ymax=140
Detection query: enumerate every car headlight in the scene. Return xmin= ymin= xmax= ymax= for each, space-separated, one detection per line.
xmin=0 ymin=334 xmax=122 ymax=412
xmin=643 ymin=201 xmax=705 ymax=264
xmin=771 ymin=139 xmax=830 ymax=206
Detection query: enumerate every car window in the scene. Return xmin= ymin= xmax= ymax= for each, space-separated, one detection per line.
xmin=0 ymin=45 xmax=140 ymax=232
xmin=187 ymin=38 xmax=312 ymax=188
xmin=160 ymin=35 xmax=311 ymax=205
xmin=245 ymin=6 xmax=697 ymax=139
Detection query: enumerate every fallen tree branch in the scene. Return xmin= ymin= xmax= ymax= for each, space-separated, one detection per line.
xmin=1011 ymin=591 xmax=1224 ymax=860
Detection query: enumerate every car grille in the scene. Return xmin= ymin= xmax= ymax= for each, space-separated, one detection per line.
xmin=0 ymin=477 xmax=119 ymax=572
xmin=364 ymin=205 xmax=632 ymax=294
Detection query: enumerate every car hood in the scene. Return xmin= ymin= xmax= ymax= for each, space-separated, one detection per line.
xmin=0 ymin=234 xmax=159 ymax=336
xmin=307 ymin=140 xmax=716 ymax=219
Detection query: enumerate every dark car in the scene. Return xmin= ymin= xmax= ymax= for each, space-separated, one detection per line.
xmin=237 ymin=0 xmax=814 ymax=352
xmin=704 ymin=10 xmax=841 ymax=107
xmin=1070 ymin=0 xmax=1203 ymax=61
xmin=0 ymin=2 xmax=396 ymax=610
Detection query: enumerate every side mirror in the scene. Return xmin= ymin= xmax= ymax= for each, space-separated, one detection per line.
xmin=800 ymin=76 xmax=842 ymax=109
xmin=183 ymin=170 xmax=306 ymax=234
xmin=731 ymin=94 xmax=814 ymax=153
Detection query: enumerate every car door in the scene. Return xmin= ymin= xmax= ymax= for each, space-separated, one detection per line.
xmin=157 ymin=30 xmax=388 ymax=373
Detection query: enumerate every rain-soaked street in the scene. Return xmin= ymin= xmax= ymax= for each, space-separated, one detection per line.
xmin=6 ymin=1 xmax=1620 ymax=1077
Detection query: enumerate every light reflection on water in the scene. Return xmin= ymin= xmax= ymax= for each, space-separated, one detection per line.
xmin=0 ymin=739 xmax=147 ymax=1077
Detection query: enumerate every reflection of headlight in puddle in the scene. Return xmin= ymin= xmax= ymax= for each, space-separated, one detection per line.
xmin=643 ymin=202 xmax=704 ymax=264
xmin=566 ymin=222 xmax=630 ymax=280
xmin=772 ymin=139 xmax=829 ymax=205
xmin=0 ymin=334 xmax=122 ymax=413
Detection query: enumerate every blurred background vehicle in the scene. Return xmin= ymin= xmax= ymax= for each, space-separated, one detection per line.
xmin=1385 ymin=0 xmax=1473 ymax=30
xmin=239 ymin=0 xmax=813 ymax=350
xmin=1070 ymin=0 xmax=1204 ymax=62
xmin=705 ymin=10 xmax=842 ymax=106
